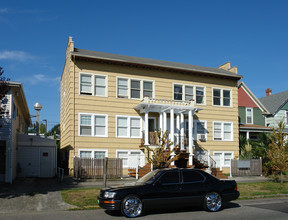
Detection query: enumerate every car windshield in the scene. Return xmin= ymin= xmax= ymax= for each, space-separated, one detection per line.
xmin=135 ymin=169 xmax=161 ymax=185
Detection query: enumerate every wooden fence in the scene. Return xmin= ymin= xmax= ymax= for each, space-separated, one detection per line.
xmin=74 ymin=157 xmax=123 ymax=179
xmin=231 ymin=158 xmax=262 ymax=176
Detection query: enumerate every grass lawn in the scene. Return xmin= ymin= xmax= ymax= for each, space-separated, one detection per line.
xmin=238 ymin=181 xmax=288 ymax=199
xmin=61 ymin=182 xmax=288 ymax=209
xmin=61 ymin=187 xmax=101 ymax=210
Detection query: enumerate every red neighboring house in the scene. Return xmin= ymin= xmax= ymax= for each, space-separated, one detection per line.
xmin=238 ymin=82 xmax=271 ymax=140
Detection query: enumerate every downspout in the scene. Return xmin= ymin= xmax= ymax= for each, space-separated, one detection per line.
xmin=73 ymin=55 xmax=76 ymax=157
xmin=9 ymin=91 xmax=13 ymax=184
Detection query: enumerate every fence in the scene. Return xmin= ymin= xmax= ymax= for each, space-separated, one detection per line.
xmin=74 ymin=157 xmax=123 ymax=179
xmin=231 ymin=158 xmax=262 ymax=176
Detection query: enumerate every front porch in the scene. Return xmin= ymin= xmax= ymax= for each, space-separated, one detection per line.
xmin=134 ymin=97 xmax=201 ymax=166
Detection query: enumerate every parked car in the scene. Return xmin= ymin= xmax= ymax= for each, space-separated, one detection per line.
xmin=98 ymin=168 xmax=239 ymax=218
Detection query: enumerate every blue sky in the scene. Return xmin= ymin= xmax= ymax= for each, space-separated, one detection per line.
xmin=1 ymin=0 xmax=287 ymax=130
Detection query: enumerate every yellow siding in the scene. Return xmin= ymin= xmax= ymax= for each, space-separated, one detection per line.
xmin=61 ymin=53 xmax=240 ymax=174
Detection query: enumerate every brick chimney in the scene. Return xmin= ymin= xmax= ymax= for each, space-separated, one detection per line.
xmin=265 ymin=88 xmax=272 ymax=96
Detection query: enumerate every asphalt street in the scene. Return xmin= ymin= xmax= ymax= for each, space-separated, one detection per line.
xmin=0 ymin=197 xmax=287 ymax=220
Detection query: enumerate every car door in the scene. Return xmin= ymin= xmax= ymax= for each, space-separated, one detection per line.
xmin=179 ymin=170 xmax=207 ymax=206
xmin=142 ymin=170 xmax=181 ymax=210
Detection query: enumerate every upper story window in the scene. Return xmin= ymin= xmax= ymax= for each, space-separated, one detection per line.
xmin=213 ymin=121 xmax=233 ymax=141
xmin=213 ymin=88 xmax=231 ymax=107
xmin=246 ymin=108 xmax=253 ymax=124
xmin=116 ymin=115 xmax=142 ymax=138
xmin=80 ymin=72 xmax=107 ymax=97
xmin=79 ymin=113 xmax=108 ymax=137
xmin=117 ymin=77 xmax=154 ymax=99
xmin=173 ymin=84 xmax=205 ymax=105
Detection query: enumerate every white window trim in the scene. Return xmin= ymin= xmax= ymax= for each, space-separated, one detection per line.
xmin=213 ymin=121 xmax=234 ymax=141
xmin=78 ymin=149 xmax=108 ymax=158
xmin=78 ymin=113 xmax=108 ymax=137
xmin=116 ymin=76 xmax=155 ymax=100
xmin=116 ymin=149 xmax=145 ymax=168
xmin=173 ymin=83 xmax=206 ymax=105
xmin=246 ymin=107 xmax=253 ymax=124
xmin=116 ymin=115 xmax=142 ymax=138
xmin=193 ymin=120 xmax=207 ymax=141
xmin=212 ymin=87 xmax=232 ymax=107
xmin=213 ymin=151 xmax=234 ymax=168
xmin=79 ymin=72 xmax=108 ymax=97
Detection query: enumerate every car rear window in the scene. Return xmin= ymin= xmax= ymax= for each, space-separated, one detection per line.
xmin=159 ymin=171 xmax=180 ymax=184
xmin=182 ymin=170 xmax=205 ymax=183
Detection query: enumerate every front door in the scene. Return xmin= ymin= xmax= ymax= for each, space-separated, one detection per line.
xmin=0 ymin=141 xmax=6 ymax=182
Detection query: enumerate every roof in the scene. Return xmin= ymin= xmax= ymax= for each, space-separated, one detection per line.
xmin=237 ymin=81 xmax=269 ymax=114
xmin=239 ymin=124 xmax=272 ymax=131
xmin=71 ymin=48 xmax=243 ymax=80
xmin=259 ymin=90 xmax=288 ymax=115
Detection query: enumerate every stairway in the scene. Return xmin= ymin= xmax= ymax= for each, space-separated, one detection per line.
xmin=128 ymin=163 xmax=151 ymax=178
xmin=211 ymin=167 xmax=228 ymax=179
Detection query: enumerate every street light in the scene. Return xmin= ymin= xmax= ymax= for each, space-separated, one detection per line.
xmin=34 ymin=102 xmax=42 ymax=136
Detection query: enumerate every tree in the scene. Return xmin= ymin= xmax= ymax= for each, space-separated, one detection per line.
xmin=39 ymin=122 xmax=47 ymax=134
xmin=0 ymin=67 xmax=10 ymax=117
xmin=47 ymin=123 xmax=60 ymax=136
xmin=145 ymin=131 xmax=180 ymax=169
xmin=267 ymin=120 xmax=288 ymax=183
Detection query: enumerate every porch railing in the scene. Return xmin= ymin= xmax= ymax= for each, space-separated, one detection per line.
xmin=194 ymin=146 xmax=216 ymax=169
xmin=142 ymin=131 xmax=188 ymax=149
xmin=142 ymin=97 xmax=194 ymax=107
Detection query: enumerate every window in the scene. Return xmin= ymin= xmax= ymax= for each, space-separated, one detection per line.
xmin=79 ymin=113 xmax=108 ymax=137
xmin=80 ymin=74 xmax=92 ymax=95
xmin=174 ymin=85 xmax=183 ymax=100
xmin=193 ymin=120 xmax=207 ymax=140
xmin=286 ymin=111 xmax=288 ymax=124
xmin=131 ymin=80 xmax=141 ymax=99
xmin=95 ymin=76 xmax=106 ymax=96
xmin=80 ymin=73 xmax=107 ymax=96
xmin=117 ymin=77 xmax=154 ymax=99
xmin=79 ymin=149 xmax=108 ymax=159
xmin=159 ymin=171 xmax=180 ymax=184
xmin=174 ymin=84 xmax=205 ymax=104
xmin=143 ymin=81 xmax=153 ymax=97
xmin=213 ymin=88 xmax=231 ymax=107
xmin=213 ymin=151 xmax=233 ymax=168
xmin=182 ymin=170 xmax=205 ymax=183
xmin=80 ymin=115 xmax=92 ymax=135
xmin=246 ymin=108 xmax=253 ymax=124
xmin=116 ymin=150 xmax=144 ymax=168
xmin=213 ymin=121 xmax=233 ymax=141
xmin=116 ymin=116 xmax=142 ymax=138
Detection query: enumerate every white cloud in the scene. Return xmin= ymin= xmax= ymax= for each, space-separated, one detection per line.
xmin=0 ymin=8 xmax=8 ymax=13
xmin=0 ymin=50 xmax=34 ymax=62
xmin=27 ymin=74 xmax=60 ymax=85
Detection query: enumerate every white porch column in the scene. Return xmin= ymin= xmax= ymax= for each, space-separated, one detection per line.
xmin=144 ymin=111 xmax=149 ymax=145
xmin=246 ymin=131 xmax=250 ymax=140
xmin=163 ymin=111 xmax=167 ymax=133
xmin=170 ymin=108 xmax=175 ymax=147
xmin=188 ymin=110 xmax=193 ymax=165
xmin=159 ymin=112 xmax=163 ymax=138
xmin=176 ymin=114 xmax=180 ymax=146
xmin=180 ymin=112 xmax=185 ymax=151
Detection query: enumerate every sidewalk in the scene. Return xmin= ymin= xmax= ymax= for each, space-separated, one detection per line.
xmin=0 ymin=175 xmax=272 ymax=214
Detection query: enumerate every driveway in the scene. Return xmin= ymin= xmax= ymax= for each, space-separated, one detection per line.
xmin=0 ymin=178 xmax=78 ymax=213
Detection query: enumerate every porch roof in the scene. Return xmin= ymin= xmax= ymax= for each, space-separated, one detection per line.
xmin=134 ymin=97 xmax=202 ymax=114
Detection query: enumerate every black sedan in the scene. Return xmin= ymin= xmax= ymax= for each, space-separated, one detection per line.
xmin=98 ymin=168 xmax=239 ymax=218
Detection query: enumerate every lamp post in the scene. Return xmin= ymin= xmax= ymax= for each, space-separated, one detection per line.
xmin=34 ymin=102 xmax=42 ymax=136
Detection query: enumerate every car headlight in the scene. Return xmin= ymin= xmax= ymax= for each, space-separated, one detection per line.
xmin=104 ymin=192 xmax=116 ymax=198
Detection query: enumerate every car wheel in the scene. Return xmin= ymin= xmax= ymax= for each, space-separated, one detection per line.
xmin=121 ymin=195 xmax=143 ymax=218
xmin=203 ymin=192 xmax=222 ymax=212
